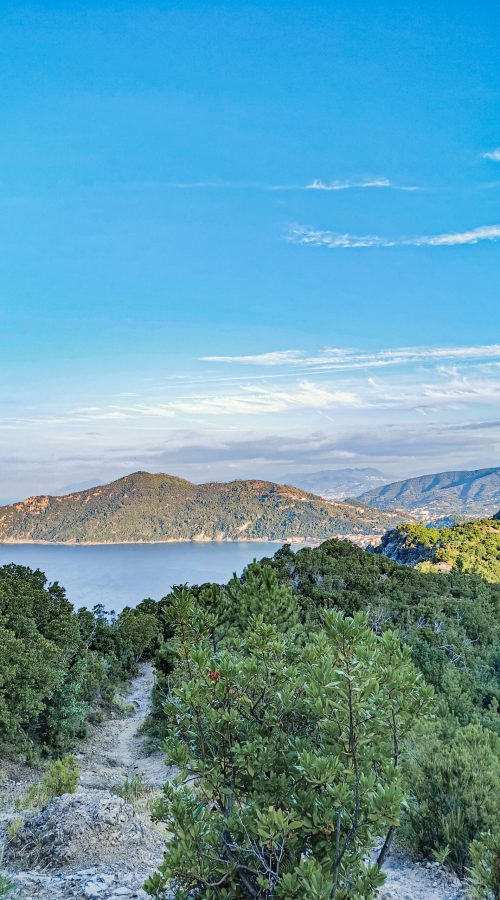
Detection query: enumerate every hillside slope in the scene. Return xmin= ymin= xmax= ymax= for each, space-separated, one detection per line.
xmin=358 ymin=466 xmax=500 ymax=519
xmin=375 ymin=519 xmax=500 ymax=582
xmin=0 ymin=471 xmax=403 ymax=543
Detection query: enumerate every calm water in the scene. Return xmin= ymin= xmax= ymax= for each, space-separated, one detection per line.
xmin=0 ymin=542 xmax=288 ymax=612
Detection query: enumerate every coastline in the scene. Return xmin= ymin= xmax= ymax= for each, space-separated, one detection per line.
xmin=0 ymin=534 xmax=379 ymax=548
xmin=0 ymin=537 xmax=316 ymax=546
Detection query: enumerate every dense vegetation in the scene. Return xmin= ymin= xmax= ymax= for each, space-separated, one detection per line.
xmin=146 ymin=579 xmax=433 ymax=898
xmin=147 ymin=540 xmax=499 ymax=896
xmin=377 ymin=519 xmax=500 ymax=582
xmin=2 ymin=536 xmax=499 ymax=895
xmin=359 ymin=465 xmax=500 ymax=519
xmin=0 ymin=471 xmax=402 ymax=543
xmin=0 ymin=564 xmax=164 ymax=756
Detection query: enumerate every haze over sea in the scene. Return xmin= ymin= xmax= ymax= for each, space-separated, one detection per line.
xmin=0 ymin=542 xmax=288 ymax=612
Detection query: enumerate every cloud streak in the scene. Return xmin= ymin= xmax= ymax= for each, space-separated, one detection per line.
xmin=288 ymin=223 xmax=500 ymax=248
xmin=161 ymin=177 xmax=419 ymax=192
xmin=304 ymin=178 xmax=418 ymax=192
xmin=99 ymin=381 xmax=361 ymax=419
xmin=201 ymin=344 xmax=500 ymax=371
xmin=269 ymin=177 xmax=418 ymax=192
xmin=483 ymin=148 xmax=500 ymax=161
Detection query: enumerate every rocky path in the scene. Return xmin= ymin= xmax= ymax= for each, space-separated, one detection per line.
xmin=3 ymin=664 xmax=171 ymax=900
xmin=2 ymin=664 xmax=466 ymax=900
xmin=78 ymin=663 xmax=167 ymax=793
xmin=380 ymin=851 xmax=465 ymax=899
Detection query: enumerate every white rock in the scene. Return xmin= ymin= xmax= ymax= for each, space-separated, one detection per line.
xmin=84 ymin=883 xmax=107 ymax=898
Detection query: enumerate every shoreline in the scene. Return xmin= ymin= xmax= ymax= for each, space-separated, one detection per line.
xmin=0 ymin=537 xmax=318 ymax=547
xmin=0 ymin=534 xmax=379 ymax=548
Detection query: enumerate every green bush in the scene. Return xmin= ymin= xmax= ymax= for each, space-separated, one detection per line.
xmin=468 ymin=831 xmax=500 ymax=899
xmin=114 ymin=774 xmax=150 ymax=804
xmin=146 ymin=542 xmax=500 ymax=888
xmin=0 ymin=565 xmax=163 ymax=756
xmin=145 ymin=587 xmax=432 ymax=899
xmin=44 ymin=754 xmax=79 ymax=796
xmin=401 ymin=723 xmax=500 ymax=876
xmin=0 ymin=871 xmax=13 ymax=899
xmin=17 ymin=754 xmax=79 ymax=810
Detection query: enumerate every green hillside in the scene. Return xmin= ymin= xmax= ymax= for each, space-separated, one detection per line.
xmin=377 ymin=518 xmax=500 ymax=582
xmin=0 ymin=471 xmax=402 ymax=544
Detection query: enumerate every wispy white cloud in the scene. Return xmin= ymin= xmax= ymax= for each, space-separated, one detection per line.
xmin=366 ymin=368 xmax=500 ymax=412
xmin=160 ymin=177 xmax=419 ymax=192
xmin=269 ymin=177 xmax=418 ymax=192
xmin=201 ymin=344 xmax=500 ymax=371
xmin=288 ymin=223 xmax=500 ymax=249
xmin=304 ymin=178 xmax=418 ymax=192
xmin=202 ymin=350 xmax=305 ymax=366
xmin=483 ymin=148 xmax=500 ymax=161
xmin=111 ymin=381 xmax=361 ymax=418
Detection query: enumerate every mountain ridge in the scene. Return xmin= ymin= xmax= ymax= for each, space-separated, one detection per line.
xmin=283 ymin=467 xmax=389 ymax=500
xmin=358 ymin=465 xmax=500 ymax=519
xmin=0 ymin=471 xmax=404 ymax=544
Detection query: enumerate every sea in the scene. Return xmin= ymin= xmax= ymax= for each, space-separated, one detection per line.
xmin=0 ymin=541 xmax=295 ymax=612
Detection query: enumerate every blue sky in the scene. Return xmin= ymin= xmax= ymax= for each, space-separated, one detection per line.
xmin=1 ymin=1 xmax=500 ymax=501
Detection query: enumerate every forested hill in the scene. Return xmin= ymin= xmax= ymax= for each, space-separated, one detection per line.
xmin=358 ymin=465 xmax=500 ymax=519
xmin=0 ymin=471 xmax=403 ymax=543
xmin=376 ymin=519 xmax=500 ymax=582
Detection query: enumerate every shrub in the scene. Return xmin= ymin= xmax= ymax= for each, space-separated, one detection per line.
xmin=5 ymin=816 xmax=23 ymax=842
xmin=401 ymin=723 xmax=500 ymax=876
xmin=17 ymin=755 xmax=79 ymax=810
xmin=0 ymin=871 xmax=13 ymax=899
xmin=43 ymin=754 xmax=79 ymax=796
xmin=114 ymin=774 xmax=150 ymax=804
xmin=0 ymin=564 xmax=162 ymax=756
xmin=468 ymin=831 xmax=500 ymax=899
xmin=145 ymin=588 xmax=432 ymax=899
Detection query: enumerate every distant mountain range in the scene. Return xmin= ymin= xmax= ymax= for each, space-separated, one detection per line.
xmin=0 ymin=471 xmax=404 ymax=544
xmin=358 ymin=466 xmax=500 ymax=519
xmin=284 ymin=467 xmax=389 ymax=500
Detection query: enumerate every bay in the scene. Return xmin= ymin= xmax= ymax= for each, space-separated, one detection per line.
xmin=0 ymin=542 xmax=289 ymax=612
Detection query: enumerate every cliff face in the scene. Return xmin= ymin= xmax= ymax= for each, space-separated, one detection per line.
xmin=0 ymin=471 xmax=404 ymax=544
xmin=375 ymin=528 xmax=438 ymax=567
xmin=375 ymin=520 xmax=500 ymax=582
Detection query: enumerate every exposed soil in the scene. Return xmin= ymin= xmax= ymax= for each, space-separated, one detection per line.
xmin=1 ymin=664 xmax=172 ymax=899
xmin=1 ymin=663 xmax=466 ymax=899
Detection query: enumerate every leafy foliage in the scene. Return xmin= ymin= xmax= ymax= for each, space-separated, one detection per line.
xmin=401 ymin=722 xmax=500 ymax=876
xmin=145 ymin=585 xmax=432 ymax=898
xmin=0 ymin=565 xmax=163 ymax=756
xmin=146 ymin=537 xmax=499 ymax=889
xmin=468 ymin=831 xmax=500 ymax=899
xmin=379 ymin=520 xmax=500 ymax=582
xmin=17 ymin=755 xmax=79 ymax=810
xmin=0 ymin=871 xmax=13 ymax=899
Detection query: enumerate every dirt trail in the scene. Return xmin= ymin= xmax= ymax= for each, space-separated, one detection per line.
xmin=3 ymin=663 xmax=171 ymax=900
xmin=78 ymin=663 xmax=168 ymax=793
xmin=2 ymin=664 xmax=465 ymax=899
xmin=380 ymin=851 xmax=465 ymax=899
